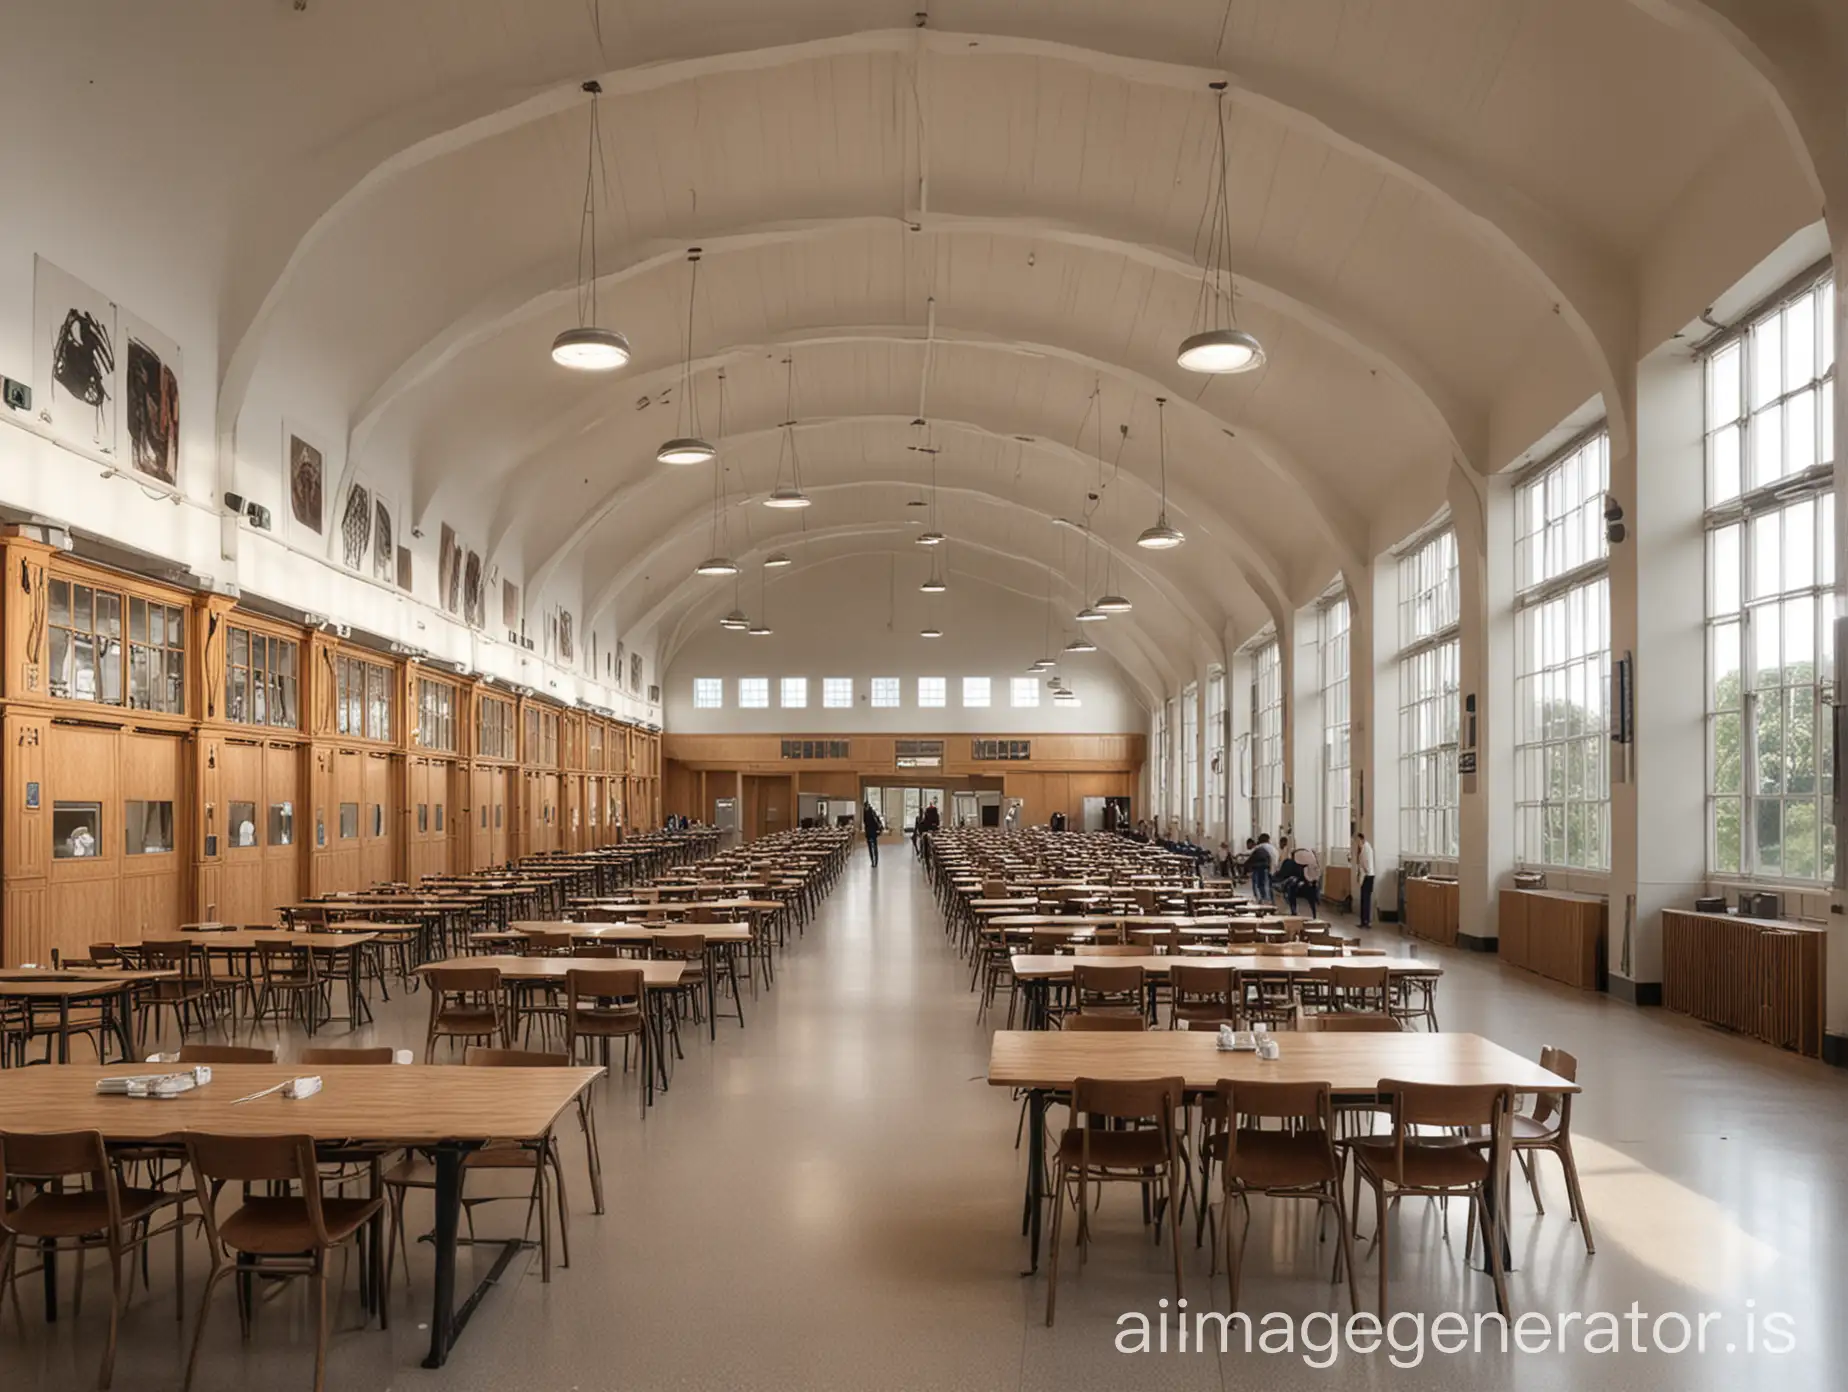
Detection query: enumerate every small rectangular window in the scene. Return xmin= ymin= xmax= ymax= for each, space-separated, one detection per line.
xmin=53 ymin=802 xmax=103 ymax=859
xmin=125 ymin=800 xmax=174 ymax=855
xmin=339 ymin=802 xmax=359 ymax=839
xmin=269 ymin=801 xmax=294 ymax=846
xmin=962 ymin=676 xmax=991 ymax=708
xmin=435 ymin=803 xmax=444 ymax=832
xmin=918 ymin=677 xmax=946 ymax=708
xmin=417 ymin=803 xmax=429 ymax=833
xmin=871 ymin=677 xmax=900 ymax=708
xmin=1010 ymin=677 xmax=1040 ymax=708
xmin=739 ymin=677 xmax=769 ymax=709
xmin=693 ymin=677 xmax=723 ymax=709
xmin=370 ymin=804 xmax=384 ymax=837
xmin=228 ymin=801 xmax=258 ymax=848
xmin=823 ymin=677 xmax=853 ymax=708
xmin=780 ymin=677 xmax=808 ymax=708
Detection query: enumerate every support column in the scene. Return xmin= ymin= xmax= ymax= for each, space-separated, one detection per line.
xmin=1363 ymin=552 xmax=1401 ymax=918
xmin=1275 ymin=609 xmax=1298 ymax=844
xmin=1449 ymin=468 xmax=1515 ymax=950
xmin=1609 ymin=345 xmax=1707 ymax=1005
xmin=1288 ymin=601 xmax=1323 ymax=858
xmin=1830 ymin=244 xmax=1848 ymax=1057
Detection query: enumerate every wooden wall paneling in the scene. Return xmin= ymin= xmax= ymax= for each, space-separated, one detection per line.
xmin=2 ymin=708 xmax=51 ymax=965
xmin=361 ymin=751 xmax=397 ymax=886
xmin=265 ymin=742 xmax=302 ymax=914
xmin=119 ymin=727 xmax=186 ymax=940
xmin=46 ymin=722 xmax=123 ymax=960
xmin=211 ymin=737 xmax=267 ymax=925
xmin=1 ymin=536 xmax=56 ymax=701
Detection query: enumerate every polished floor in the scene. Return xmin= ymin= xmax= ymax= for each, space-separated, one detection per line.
xmin=11 ymin=849 xmax=1848 ymax=1390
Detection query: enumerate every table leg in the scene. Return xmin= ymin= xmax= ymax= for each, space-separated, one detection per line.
xmin=421 ymin=1146 xmax=465 ymax=1368
xmin=57 ymin=997 xmax=70 ymax=1064
xmin=115 ymin=984 xmax=135 ymax=1061
xmin=1022 ymin=1089 xmax=1046 ymax=1274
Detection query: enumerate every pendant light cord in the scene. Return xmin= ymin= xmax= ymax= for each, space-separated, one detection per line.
xmin=1156 ymin=396 xmax=1171 ymax=520
xmin=680 ymin=251 xmax=702 ymax=437
xmin=575 ymin=82 xmax=606 ymax=332
xmin=1189 ymin=85 xmax=1239 ymax=338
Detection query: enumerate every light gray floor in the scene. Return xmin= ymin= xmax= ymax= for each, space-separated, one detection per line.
xmin=10 ymin=848 xmax=1848 ymax=1390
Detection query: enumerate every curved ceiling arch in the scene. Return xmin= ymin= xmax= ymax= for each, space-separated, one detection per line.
xmin=221 ymin=24 xmax=1636 ymax=469
xmin=596 ymin=481 xmax=1240 ymax=664
xmin=540 ymin=415 xmax=1286 ymax=629
xmin=473 ymin=328 xmax=1361 ymax=603
xmin=348 ymin=212 xmax=1482 ymax=473
xmin=656 ymin=529 xmax=1175 ymax=705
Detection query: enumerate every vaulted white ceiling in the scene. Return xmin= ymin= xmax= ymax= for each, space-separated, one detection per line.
xmin=13 ymin=0 xmax=1824 ymax=694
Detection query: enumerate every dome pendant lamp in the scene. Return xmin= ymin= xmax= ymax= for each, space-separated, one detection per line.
xmin=1177 ymin=84 xmax=1264 ymax=377
xmin=551 ymin=82 xmax=631 ymax=372
xmin=1137 ymin=397 xmax=1186 ymax=550
xmin=694 ymin=373 xmax=737 ymax=576
xmin=658 ymin=248 xmax=715 ymax=464
xmin=763 ymin=356 xmax=811 ymax=509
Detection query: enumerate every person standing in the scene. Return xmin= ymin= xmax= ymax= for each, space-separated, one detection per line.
xmin=1355 ymin=831 xmax=1376 ymax=929
xmin=1250 ymin=832 xmax=1276 ymax=904
xmin=1294 ymin=844 xmax=1322 ymax=916
xmin=862 ymin=800 xmax=883 ymax=866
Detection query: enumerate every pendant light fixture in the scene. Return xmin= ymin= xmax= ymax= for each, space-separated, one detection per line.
xmin=1137 ymin=397 xmax=1186 ymax=550
xmin=657 ymin=248 xmax=714 ymax=463
xmin=1177 ymin=83 xmax=1264 ymax=376
xmin=551 ymin=82 xmax=631 ymax=372
xmin=1063 ymin=635 xmax=1097 ymax=654
xmin=719 ymin=567 xmax=748 ymax=630
xmin=1094 ymin=421 xmax=1133 ymax=609
xmin=919 ymin=626 xmax=943 ymax=639
xmin=916 ymin=424 xmax=947 ymax=545
xmin=764 ymin=552 xmax=792 ymax=568
xmin=764 ymin=356 xmax=811 ymax=509
xmin=747 ymin=563 xmax=773 ymax=636
xmin=694 ymin=370 xmax=737 ymax=576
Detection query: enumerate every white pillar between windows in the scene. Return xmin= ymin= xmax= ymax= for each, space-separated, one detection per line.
xmin=1276 ymin=609 xmax=1299 ymax=845
xmin=1343 ymin=569 xmax=1375 ymax=865
xmin=1365 ymin=551 xmax=1402 ymax=914
xmin=1229 ymin=642 xmax=1256 ymax=847
xmin=1450 ymin=468 xmax=1515 ymax=948
xmin=1609 ymin=343 xmax=1709 ymax=1003
xmin=1831 ymin=245 xmax=1848 ymax=1049
xmin=1290 ymin=600 xmax=1324 ymax=858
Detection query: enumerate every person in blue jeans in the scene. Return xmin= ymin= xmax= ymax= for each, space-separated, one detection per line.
xmin=1250 ymin=831 xmax=1276 ymax=904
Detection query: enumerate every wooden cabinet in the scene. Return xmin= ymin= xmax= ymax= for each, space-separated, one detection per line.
xmin=1321 ymin=865 xmax=1352 ymax=905
xmin=1499 ymin=889 xmax=1606 ymax=989
xmin=1404 ymin=877 xmax=1459 ymax=945
xmin=1662 ymin=910 xmax=1826 ymax=1057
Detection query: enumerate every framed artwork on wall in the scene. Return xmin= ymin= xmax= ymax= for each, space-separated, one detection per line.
xmin=339 ymin=482 xmax=372 ymax=570
xmin=119 ymin=308 xmax=181 ymax=488
xmin=33 ymin=256 xmax=118 ymax=459
xmin=284 ymin=425 xmax=325 ymax=537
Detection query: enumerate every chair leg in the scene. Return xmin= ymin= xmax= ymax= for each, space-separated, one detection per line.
xmin=1519 ymin=1148 xmax=1544 ymax=1214
xmin=1556 ymin=1140 xmax=1596 ymax=1255
xmin=1044 ymin=1160 xmax=1068 ymax=1327
xmin=1329 ymin=1186 xmax=1361 ymax=1314
xmin=1374 ymin=1179 xmax=1390 ymax=1317
xmin=312 ymin=1262 xmax=330 ymax=1392
xmin=181 ymin=1262 xmax=233 ymax=1392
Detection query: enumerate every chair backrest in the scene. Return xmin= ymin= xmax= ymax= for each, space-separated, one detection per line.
xmin=87 ymin=943 xmax=124 ymax=968
xmin=572 ymin=944 xmax=632 ymax=958
xmin=1215 ymin=1078 xmax=1332 ymax=1129
xmin=299 ymin=1046 xmax=395 ymax=1065
xmin=691 ymin=905 xmax=722 ymax=924
xmin=1301 ymin=1013 xmax=1401 ymax=1033
xmin=1532 ymin=1046 xmax=1579 ymax=1125
xmin=426 ymin=965 xmax=503 ymax=996
xmin=256 ymin=938 xmax=316 ymax=981
xmin=1254 ymin=942 xmax=1293 ymax=957
xmin=1381 ymin=1079 xmax=1512 ymax=1132
xmin=1069 ymin=1075 xmax=1184 ymax=1128
xmin=1073 ymin=942 xmax=1142 ymax=958
xmin=1331 ymin=963 xmax=1389 ymax=990
xmin=1029 ymin=928 xmax=1076 ymax=954
xmin=0 ymin=1129 xmax=108 ymax=1192
xmin=528 ymin=930 xmax=575 ymax=955
xmin=178 ymin=1044 xmax=277 ymax=1064
xmin=1071 ymin=963 xmax=1146 ymax=998
xmin=183 ymin=1133 xmax=328 ymax=1246
xmin=566 ymin=966 xmax=644 ymax=1005
xmin=651 ymin=933 xmax=706 ymax=960
xmin=1169 ymin=964 xmax=1235 ymax=999
xmin=464 ymin=1046 xmax=569 ymax=1067
xmin=1060 ymin=1013 xmax=1148 ymax=1032
xmin=1230 ymin=925 xmax=1258 ymax=944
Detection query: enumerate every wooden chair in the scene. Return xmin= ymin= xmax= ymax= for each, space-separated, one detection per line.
xmin=136 ymin=939 xmax=220 ymax=1043
xmin=250 ymin=939 xmax=329 ymax=1036
xmin=651 ymin=932 xmax=711 ymax=1047
xmin=0 ymin=1129 xmax=192 ymax=1389
xmin=176 ymin=1043 xmax=277 ymax=1065
xmin=422 ymin=965 xmax=507 ymax=1062
xmin=384 ymin=1049 xmax=579 ymax=1294
xmin=1389 ymin=971 xmax=1441 ymax=1031
xmin=1203 ymin=1080 xmax=1358 ymax=1312
xmin=1070 ymin=963 xmax=1146 ymax=1021
xmin=564 ymin=967 xmax=652 ymax=1119
xmin=299 ymin=1046 xmax=396 ymax=1065
xmin=1168 ymin=965 xmax=1236 ymax=1029
xmin=180 ymin=1132 xmax=383 ymax=1392
xmin=1500 ymin=1047 xmax=1594 ymax=1254
xmin=1298 ymin=1013 xmax=1401 ymax=1033
xmin=1349 ymin=1081 xmax=1514 ymax=1317
xmin=1329 ymin=963 xmax=1390 ymax=1013
xmin=1046 ymin=1076 xmax=1186 ymax=1325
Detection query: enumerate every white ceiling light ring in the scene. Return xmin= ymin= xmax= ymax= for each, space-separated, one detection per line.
xmin=552 ymin=82 xmax=630 ymax=373
xmin=1137 ymin=397 xmax=1186 ymax=551
xmin=657 ymin=247 xmax=715 ymax=462
xmin=1074 ymin=605 xmax=1107 ymax=623
xmin=763 ymin=486 xmax=812 ymax=509
xmin=1094 ymin=593 xmax=1133 ymax=613
xmin=919 ymin=626 xmax=943 ymax=639
xmin=763 ymin=551 xmax=792 ymax=567
xmin=1179 ymin=82 xmax=1264 ymax=377
xmin=719 ymin=608 xmax=749 ymax=631
xmin=763 ymin=355 xmax=811 ymax=509
xmin=694 ymin=556 xmax=739 ymax=577
xmin=657 ymin=437 xmax=716 ymax=466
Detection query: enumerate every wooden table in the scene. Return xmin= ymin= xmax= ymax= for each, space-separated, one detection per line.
xmin=177 ymin=930 xmax=382 ymax=1028
xmin=0 ymin=1061 xmax=599 ymax=1366
xmin=0 ymin=969 xmax=175 ymax=1063
xmin=988 ymin=1030 xmax=1573 ymax=1273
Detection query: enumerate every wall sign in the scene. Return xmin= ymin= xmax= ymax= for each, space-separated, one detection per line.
xmin=25 ymin=781 xmax=40 ymax=809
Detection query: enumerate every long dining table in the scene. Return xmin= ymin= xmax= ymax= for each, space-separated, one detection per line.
xmin=0 ymin=967 xmax=176 ymax=1063
xmin=987 ymin=1028 xmax=1575 ymax=1274
xmin=0 ymin=1061 xmax=601 ymax=1367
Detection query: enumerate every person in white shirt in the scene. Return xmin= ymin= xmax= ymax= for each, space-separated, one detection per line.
xmin=1355 ymin=832 xmax=1377 ymax=928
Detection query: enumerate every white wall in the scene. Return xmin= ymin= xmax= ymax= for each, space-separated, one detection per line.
xmin=664 ymin=555 xmax=1147 ymax=734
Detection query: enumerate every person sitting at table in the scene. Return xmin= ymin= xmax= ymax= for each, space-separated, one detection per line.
xmin=1280 ymin=843 xmax=1322 ymax=915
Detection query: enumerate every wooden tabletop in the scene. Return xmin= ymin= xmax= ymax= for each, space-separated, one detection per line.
xmin=416 ymin=955 xmax=687 ymax=987
xmin=0 ymin=969 xmax=175 ymax=999
xmin=1008 ymin=952 xmax=1439 ymax=980
xmin=180 ymin=930 xmax=381 ymax=951
xmin=987 ymin=1030 xmax=1571 ymax=1092
xmin=0 ymin=1063 xmax=602 ymax=1144
xmin=504 ymin=921 xmax=754 ymax=944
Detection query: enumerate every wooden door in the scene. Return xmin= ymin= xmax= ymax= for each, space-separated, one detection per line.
xmin=119 ymin=728 xmax=186 ymax=941
xmin=361 ymin=752 xmax=396 ymax=886
xmin=217 ymin=739 xmax=267 ymax=923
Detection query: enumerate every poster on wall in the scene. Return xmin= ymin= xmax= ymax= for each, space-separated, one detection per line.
xmin=373 ymin=499 xmax=395 ymax=583
xmin=438 ymin=525 xmax=460 ymax=614
xmin=285 ymin=427 xmax=324 ymax=536
xmin=463 ymin=550 xmax=484 ymax=628
xmin=339 ymin=483 xmax=372 ymax=570
xmin=34 ymin=257 xmax=118 ymax=458
xmin=396 ymin=545 xmax=413 ymax=591
xmin=559 ymin=610 xmax=575 ymax=662
xmin=119 ymin=308 xmax=181 ymax=488
xmin=501 ymin=579 xmax=520 ymax=631
xmin=630 ymin=652 xmax=643 ymax=694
